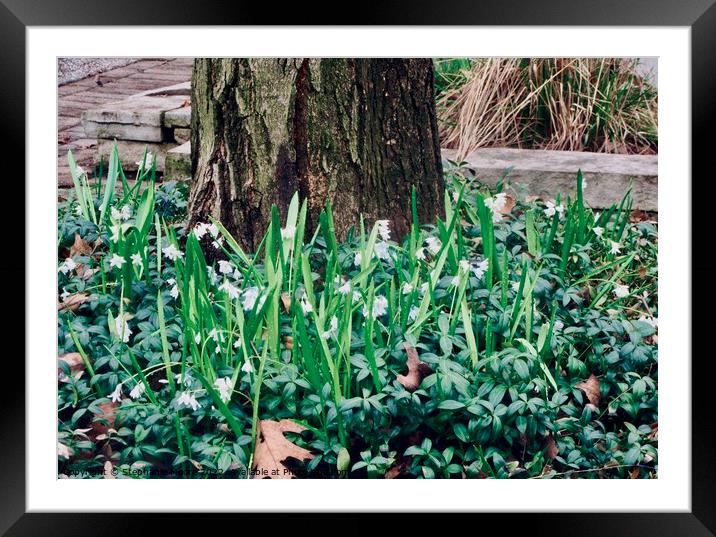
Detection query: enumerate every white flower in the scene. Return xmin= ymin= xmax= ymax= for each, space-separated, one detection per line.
xmin=511 ymin=280 xmax=521 ymax=292
xmin=175 ymin=372 xmax=193 ymax=387
xmin=300 ymin=294 xmax=313 ymax=314
xmin=638 ymin=315 xmax=658 ymax=329
xmin=194 ymin=333 xmax=201 ymax=345
xmin=233 ymin=338 xmax=241 ymax=348
xmin=109 ymin=253 xmax=125 ymax=269
xmin=338 ymin=281 xmax=351 ymax=295
xmin=206 ymin=266 xmax=219 ymax=286
xmin=58 ymin=257 xmax=77 ymax=274
xmin=450 ymin=275 xmax=460 ymax=287
xmin=416 ymin=247 xmax=426 ymax=261
xmin=376 ymin=219 xmax=391 ymax=241
xmin=402 ymin=282 xmax=414 ymax=294
xmin=408 ymin=305 xmax=420 ymax=322
xmin=425 ymin=237 xmax=442 ymax=255
xmin=233 ymin=268 xmax=242 ymax=281
xmin=136 ymin=152 xmax=154 ymax=170
xmin=111 ymin=206 xmax=122 ymax=221
xmin=60 ymin=288 xmax=70 ymax=300
xmin=58 ymin=442 xmax=73 ymax=459
xmin=129 ymin=382 xmax=146 ymax=400
xmin=281 ymin=225 xmax=296 ymax=241
xmin=207 ymin=223 xmax=219 ymax=238
xmin=110 ymin=383 xmax=123 ymax=403
xmin=419 ymin=282 xmax=429 ymax=295
xmin=354 ymin=252 xmax=362 ymax=267
xmin=363 ymin=295 xmax=388 ymax=319
xmin=241 ymin=286 xmax=260 ymax=311
xmin=374 ymin=241 xmax=390 ymax=260
xmin=175 ymin=391 xmax=201 ymax=411
xmin=554 ymin=320 xmax=565 ymax=332
xmin=593 ymin=226 xmax=604 ymax=238
xmin=208 ymin=328 xmax=221 ymax=342
xmin=212 ymin=237 xmax=224 ymax=250
xmin=194 ymin=222 xmax=210 ymax=240
xmin=241 ymin=360 xmax=253 ymax=374
xmin=218 ymin=260 xmax=233 ymax=274
xmin=214 ymin=377 xmax=233 ymax=403
xmin=544 ymin=200 xmax=564 ymax=218
xmin=452 ymin=191 xmax=459 ymax=203
xmin=219 ymin=281 xmax=240 ymax=300
xmin=582 ymin=178 xmax=588 ymax=190
xmin=322 ymin=315 xmax=339 ymax=339
xmin=163 ymin=244 xmax=184 ymax=261
xmin=110 ymin=224 xmax=120 ymax=242
xmin=74 ymin=204 xmax=83 ymax=216
xmin=471 ymin=259 xmax=489 ymax=279
xmin=609 ymin=241 xmax=621 ymax=254
xmin=111 ymin=205 xmax=132 ymax=221
xmin=637 ymin=237 xmax=648 ymax=247
xmin=352 ymin=290 xmax=362 ymax=303
xmin=613 ymin=284 xmax=630 ymax=299
xmin=169 ymin=284 xmax=180 ymax=300
xmin=131 ymin=253 xmax=143 ymax=267
xmin=459 ymin=260 xmax=470 ymax=273
xmin=114 ymin=313 xmax=132 ymax=343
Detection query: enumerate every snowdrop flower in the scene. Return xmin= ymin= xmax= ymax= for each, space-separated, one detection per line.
xmin=212 ymin=237 xmax=224 ymax=250
xmin=459 ymin=260 xmax=471 ymax=273
xmin=58 ymin=442 xmax=73 ymax=459
xmin=111 ymin=206 xmax=122 ymax=221
xmin=219 ymin=281 xmax=240 ymax=300
xmin=131 ymin=253 xmax=143 ymax=267
xmin=194 ymin=333 xmax=201 ymax=345
xmin=214 ymin=377 xmax=233 ymax=404
xmin=241 ymin=360 xmax=253 ymax=374
xmin=74 ymin=204 xmax=83 ymax=216
xmin=60 ymin=288 xmax=70 ymax=300
xmin=471 ymin=259 xmax=489 ymax=280
xmin=109 ymin=253 xmax=125 ymax=269
xmin=58 ymin=257 xmax=77 ymax=274
xmin=114 ymin=313 xmax=132 ymax=343
xmin=163 ymin=244 xmax=184 ymax=261
xmin=511 ymin=280 xmax=521 ymax=292
xmin=544 ymin=200 xmax=564 ymax=218
xmin=408 ymin=305 xmax=420 ymax=322
xmin=363 ymin=295 xmax=388 ymax=319
xmin=402 ymin=282 xmax=414 ymax=294
xmin=175 ymin=372 xmax=194 ymax=387
xmin=110 ymin=205 xmax=132 ymax=221
xmin=354 ymin=252 xmax=362 ymax=267
xmin=207 ymin=223 xmax=219 ymax=238
xmin=376 ymin=219 xmax=391 ymax=241
xmin=452 ymin=191 xmax=459 ymax=203
xmin=206 ymin=266 xmax=219 ymax=286
xmin=174 ymin=391 xmax=201 ymax=411
xmin=425 ymin=237 xmax=442 ymax=255
xmin=637 ymin=237 xmax=648 ymax=247
xmin=233 ymin=338 xmax=241 ymax=349
xmin=609 ymin=241 xmax=621 ymax=255
xmin=613 ymin=284 xmax=630 ymax=299
xmin=129 ymin=382 xmax=146 ymax=400
xmin=218 ymin=260 xmax=233 ymax=274
xmin=170 ymin=284 xmax=180 ymax=300
xmin=110 ymin=224 xmax=120 ymax=243
xmin=110 ymin=383 xmax=123 ymax=403
xmin=352 ymin=290 xmax=362 ymax=303
xmin=374 ymin=241 xmax=390 ymax=260
xmin=300 ymin=294 xmax=313 ymax=314
xmin=136 ymin=152 xmax=154 ymax=170
xmin=420 ymin=282 xmax=429 ymax=295
xmin=554 ymin=320 xmax=565 ymax=332
xmin=338 ymin=281 xmax=351 ymax=295
xmin=241 ymin=286 xmax=260 ymax=311
xmin=322 ymin=315 xmax=339 ymax=339
xmin=415 ymin=247 xmax=426 ymax=261
xmin=450 ymin=275 xmax=460 ymax=287
xmin=193 ymin=222 xmax=210 ymax=240
xmin=638 ymin=315 xmax=658 ymax=329
xmin=281 ymin=225 xmax=296 ymax=241
xmin=593 ymin=226 xmax=604 ymax=238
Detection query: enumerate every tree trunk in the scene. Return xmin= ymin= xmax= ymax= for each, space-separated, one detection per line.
xmin=188 ymin=58 xmax=444 ymax=252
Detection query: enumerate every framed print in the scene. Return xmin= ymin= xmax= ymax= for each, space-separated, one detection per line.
xmin=3 ymin=0 xmax=714 ymax=534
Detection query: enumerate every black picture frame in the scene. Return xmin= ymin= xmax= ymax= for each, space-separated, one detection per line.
xmin=3 ymin=1 xmax=713 ymax=535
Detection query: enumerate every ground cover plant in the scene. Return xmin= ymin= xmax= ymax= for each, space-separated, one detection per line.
xmin=57 ymin=147 xmax=658 ymax=479
xmin=435 ymin=58 xmax=658 ymax=158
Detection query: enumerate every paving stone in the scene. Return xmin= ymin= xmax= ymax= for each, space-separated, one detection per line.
xmin=172 ymin=128 xmax=191 ymax=144
xmin=442 ymin=148 xmax=658 ymax=211
xmin=165 ymin=141 xmax=191 ymax=181
xmin=164 ymin=107 xmax=190 ymax=128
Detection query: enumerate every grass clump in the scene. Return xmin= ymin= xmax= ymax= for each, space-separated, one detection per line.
xmin=57 ymin=148 xmax=658 ymax=479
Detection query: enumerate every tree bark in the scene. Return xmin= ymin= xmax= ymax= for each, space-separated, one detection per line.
xmin=188 ymin=58 xmax=444 ymax=252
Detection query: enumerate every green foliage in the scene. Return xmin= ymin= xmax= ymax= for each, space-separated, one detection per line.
xmin=57 ymin=149 xmax=657 ymax=479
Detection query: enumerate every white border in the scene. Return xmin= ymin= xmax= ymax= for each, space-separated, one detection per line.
xmin=28 ymin=27 xmax=690 ymax=512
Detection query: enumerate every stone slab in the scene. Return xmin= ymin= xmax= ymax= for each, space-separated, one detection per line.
xmin=172 ymin=127 xmax=191 ymax=144
xmin=131 ymin=81 xmax=191 ymax=99
xmin=82 ymin=95 xmax=188 ymax=126
xmin=164 ymin=107 xmax=190 ymax=128
xmin=165 ymin=141 xmax=191 ymax=181
xmin=441 ymin=147 xmax=657 ymax=211
xmin=84 ymin=121 xmax=164 ymax=142
xmin=97 ymin=139 xmax=178 ymax=172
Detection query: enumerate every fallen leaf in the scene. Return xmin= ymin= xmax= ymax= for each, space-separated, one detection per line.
xmin=283 ymin=336 xmax=294 ymax=351
xmin=638 ymin=266 xmax=647 ymax=278
xmin=58 ymin=353 xmax=84 ymax=382
xmin=90 ymin=401 xmax=118 ymax=440
xmin=58 ymin=292 xmax=89 ymax=312
xmin=181 ymin=99 xmax=190 ymax=108
xmin=70 ymin=233 xmax=93 ymax=257
xmin=543 ymin=434 xmax=560 ymax=460
xmin=497 ymin=195 xmax=516 ymax=215
xmin=252 ymin=419 xmax=313 ymax=479
xmin=396 ymin=344 xmax=432 ymax=392
xmin=280 ymin=292 xmax=291 ymax=313
xmin=576 ymin=374 xmax=601 ymax=407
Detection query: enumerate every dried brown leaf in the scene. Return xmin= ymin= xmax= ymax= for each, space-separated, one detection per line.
xmin=498 ymin=195 xmax=516 ymax=215
xmin=397 ymin=345 xmax=432 ymax=392
xmin=576 ymin=374 xmax=601 ymax=407
xmin=69 ymin=233 xmax=93 ymax=257
xmin=58 ymin=292 xmax=89 ymax=312
xmin=252 ymin=419 xmax=313 ymax=479
xmin=283 ymin=336 xmax=294 ymax=351
xmin=280 ymin=292 xmax=291 ymax=313
xmin=90 ymin=402 xmax=118 ymax=440
xmin=543 ymin=434 xmax=560 ymax=460
xmin=58 ymin=353 xmax=84 ymax=382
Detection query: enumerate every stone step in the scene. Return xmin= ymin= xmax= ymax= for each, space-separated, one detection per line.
xmin=165 ymin=141 xmax=191 ymax=181
xmin=442 ymin=147 xmax=657 ymax=211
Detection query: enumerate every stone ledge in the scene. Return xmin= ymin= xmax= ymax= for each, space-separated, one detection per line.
xmin=443 ymin=148 xmax=657 ymax=211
